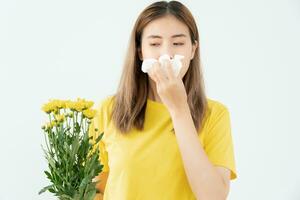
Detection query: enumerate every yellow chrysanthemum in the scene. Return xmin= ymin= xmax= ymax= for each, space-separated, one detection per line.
xmin=69 ymin=112 xmax=74 ymax=118
xmin=65 ymin=98 xmax=94 ymax=112
xmin=65 ymin=100 xmax=75 ymax=110
xmin=54 ymin=114 xmax=65 ymax=123
xmin=43 ymin=121 xmax=57 ymax=130
xmin=65 ymin=100 xmax=83 ymax=112
xmin=42 ymin=99 xmax=67 ymax=114
xmin=42 ymin=102 xmax=55 ymax=114
xmin=51 ymin=121 xmax=56 ymax=127
xmin=82 ymin=109 xmax=96 ymax=119
xmin=42 ymin=98 xmax=94 ymax=114
xmin=76 ymin=98 xmax=94 ymax=110
xmin=52 ymin=99 xmax=66 ymax=109
xmin=75 ymin=101 xmax=86 ymax=112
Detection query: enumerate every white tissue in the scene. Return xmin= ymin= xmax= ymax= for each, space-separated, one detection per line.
xmin=141 ymin=54 xmax=185 ymax=77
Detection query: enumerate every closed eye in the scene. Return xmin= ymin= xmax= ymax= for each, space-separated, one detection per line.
xmin=150 ymin=43 xmax=184 ymax=46
xmin=174 ymin=43 xmax=184 ymax=46
xmin=150 ymin=43 xmax=160 ymax=46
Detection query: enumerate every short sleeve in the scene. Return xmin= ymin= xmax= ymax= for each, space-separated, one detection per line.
xmin=204 ymin=105 xmax=237 ymax=180
xmin=88 ymin=100 xmax=110 ymax=173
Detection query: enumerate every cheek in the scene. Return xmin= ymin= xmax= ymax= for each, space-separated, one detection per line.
xmin=141 ymin=44 xmax=159 ymax=59
xmin=142 ymin=50 xmax=158 ymax=60
xmin=181 ymin=58 xmax=190 ymax=71
xmin=179 ymin=58 xmax=190 ymax=78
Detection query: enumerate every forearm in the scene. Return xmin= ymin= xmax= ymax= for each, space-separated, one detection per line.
xmin=170 ymin=105 xmax=227 ymax=200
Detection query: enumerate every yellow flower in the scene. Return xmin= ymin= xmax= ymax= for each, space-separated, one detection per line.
xmin=42 ymin=102 xmax=55 ymax=114
xmin=69 ymin=112 xmax=74 ymax=118
xmin=65 ymin=100 xmax=83 ymax=112
xmin=42 ymin=99 xmax=66 ymax=114
xmin=42 ymin=98 xmax=94 ymax=115
xmin=76 ymin=98 xmax=94 ymax=110
xmin=82 ymin=109 xmax=96 ymax=119
xmin=65 ymin=100 xmax=76 ymax=110
xmin=53 ymin=99 xmax=66 ymax=109
xmin=82 ymin=99 xmax=94 ymax=109
xmin=75 ymin=101 xmax=85 ymax=112
xmin=54 ymin=114 xmax=65 ymax=123
xmin=43 ymin=121 xmax=57 ymax=130
xmin=51 ymin=121 xmax=56 ymax=126
xmin=66 ymin=98 xmax=94 ymax=112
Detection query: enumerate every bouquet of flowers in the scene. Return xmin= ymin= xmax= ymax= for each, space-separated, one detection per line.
xmin=39 ymin=98 xmax=104 ymax=200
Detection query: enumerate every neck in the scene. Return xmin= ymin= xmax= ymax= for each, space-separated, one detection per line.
xmin=148 ymin=78 xmax=162 ymax=103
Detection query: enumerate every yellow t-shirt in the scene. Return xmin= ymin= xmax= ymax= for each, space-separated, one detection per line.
xmin=89 ymin=95 xmax=237 ymax=200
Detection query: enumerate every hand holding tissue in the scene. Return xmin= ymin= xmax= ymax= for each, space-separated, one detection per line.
xmin=141 ymin=54 xmax=185 ymax=77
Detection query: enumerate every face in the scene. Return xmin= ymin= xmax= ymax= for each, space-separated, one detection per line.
xmin=138 ymin=14 xmax=198 ymax=79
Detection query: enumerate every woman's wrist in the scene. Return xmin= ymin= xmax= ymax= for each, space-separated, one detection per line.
xmin=169 ymin=102 xmax=190 ymax=119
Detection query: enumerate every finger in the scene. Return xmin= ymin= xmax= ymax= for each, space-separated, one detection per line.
xmin=153 ymin=62 xmax=168 ymax=83
xmin=164 ymin=60 xmax=176 ymax=80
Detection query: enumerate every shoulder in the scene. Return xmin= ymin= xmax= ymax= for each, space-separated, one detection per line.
xmin=95 ymin=95 xmax=116 ymax=112
xmin=204 ymin=98 xmax=231 ymax=127
xmin=206 ymin=98 xmax=229 ymax=114
xmin=92 ymin=95 xmax=116 ymax=128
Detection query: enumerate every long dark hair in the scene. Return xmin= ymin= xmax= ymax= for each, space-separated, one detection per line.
xmin=111 ymin=1 xmax=208 ymax=134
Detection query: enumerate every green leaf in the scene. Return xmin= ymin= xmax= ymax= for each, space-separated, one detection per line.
xmin=75 ymin=122 xmax=80 ymax=132
xmin=84 ymin=189 xmax=97 ymax=200
xmin=95 ymin=132 xmax=104 ymax=144
xmin=38 ymin=184 xmax=54 ymax=195
xmin=44 ymin=170 xmax=52 ymax=181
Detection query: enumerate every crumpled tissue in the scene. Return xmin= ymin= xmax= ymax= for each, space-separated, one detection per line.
xmin=141 ymin=54 xmax=185 ymax=77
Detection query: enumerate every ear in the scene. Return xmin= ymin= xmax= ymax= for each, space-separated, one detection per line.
xmin=137 ymin=47 xmax=143 ymax=61
xmin=190 ymin=40 xmax=198 ymax=60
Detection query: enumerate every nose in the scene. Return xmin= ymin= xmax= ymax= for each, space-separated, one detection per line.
xmin=160 ymin=44 xmax=174 ymax=59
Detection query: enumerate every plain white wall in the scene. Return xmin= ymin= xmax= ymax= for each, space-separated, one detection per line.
xmin=0 ymin=0 xmax=299 ymax=199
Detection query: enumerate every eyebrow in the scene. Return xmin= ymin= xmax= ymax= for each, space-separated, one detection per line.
xmin=146 ymin=34 xmax=187 ymax=39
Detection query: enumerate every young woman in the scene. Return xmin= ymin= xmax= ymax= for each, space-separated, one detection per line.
xmin=90 ymin=1 xmax=237 ymax=199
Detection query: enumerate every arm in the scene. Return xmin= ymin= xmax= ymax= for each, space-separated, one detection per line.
xmin=147 ymin=56 xmax=232 ymax=199
xmin=93 ymin=171 xmax=109 ymax=200
xmin=170 ymin=104 xmax=230 ymax=200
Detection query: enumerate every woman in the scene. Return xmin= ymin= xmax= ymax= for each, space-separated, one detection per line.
xmin=90 ymin=1 xmax=237 ymax=199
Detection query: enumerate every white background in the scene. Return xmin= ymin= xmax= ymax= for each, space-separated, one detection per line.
xmin=0 ymin=0 xmax=299 ymax=199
